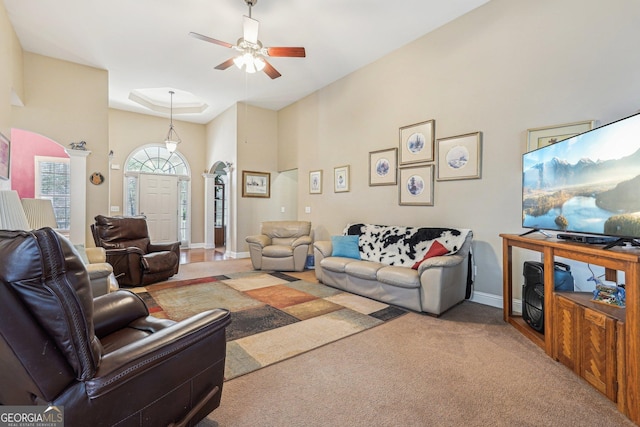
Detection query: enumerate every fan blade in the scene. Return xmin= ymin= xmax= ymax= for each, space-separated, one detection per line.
xmin=189 ymin=32 xmax=234 ymax=49
xmin=243 ymin=16 xmax=259 ymax=45
xmin=262 ymin=59 xmax=281 ymax=79
xmin=215 ymin=58 xmax=236 ymax=70
xmin=266 ymin=47 xmax=306 ymax=57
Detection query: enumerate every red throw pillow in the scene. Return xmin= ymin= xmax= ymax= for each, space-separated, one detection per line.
xmin=412 ymin=240 xmax=450 ymax=269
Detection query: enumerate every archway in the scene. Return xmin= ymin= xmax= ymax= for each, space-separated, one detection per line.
xmin=8 ymin=129 xmax=89 ymax=244
xmin=204 ymin=161 xmax=231 ymax=250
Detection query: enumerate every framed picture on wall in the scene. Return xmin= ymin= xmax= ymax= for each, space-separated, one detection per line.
xmin=242 ymin=170 xmax=270 ymax=198
xmin=334 ymin=165 xmax=350 ymax=192
xmin=399 ymin=164 xmax=433 ymax=206
xmin=399 ymin=120 xmax=435 ymax=166
xmin=526 ymin=120 xmax=595 ymax=152
xmin=309 ymin=170 xmax=322 ymax=194
xmin=369 ymin=148 xmax=397 ymax=186
xmin=436 ymin=132 xmax=482 ymax=181
xmin=0 ymin=133 xmax=10 ymax=180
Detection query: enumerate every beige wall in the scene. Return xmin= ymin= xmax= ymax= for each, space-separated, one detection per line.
xmin=205 ymin=102 xmax=298 ymax=255
xmin=206 ymin=104 xmax=239 ymax=252
xmin=11 ymin=53 xmax=110 ymax=245
xmin=0 ymin=4 xmax=22 ymax=191
xmin=108 ymin=108 xmax=208 ymax=245
xmin=279 ymin=0 xmax=640 ymax=298
xmin=0 ymin=3 xmax=14 ymax=135
xmin=4 ymin=0 xmax=640 ymax=298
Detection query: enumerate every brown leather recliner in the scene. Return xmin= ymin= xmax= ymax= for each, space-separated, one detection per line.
xmin=91 ymin=215 xmax=180 ymax=286
xmin=0 ymin=228 xmax=230 ymax=426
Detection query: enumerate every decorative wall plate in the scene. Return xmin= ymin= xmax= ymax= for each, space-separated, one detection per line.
xmin=90 ymin=172 xmax=104 ymax=185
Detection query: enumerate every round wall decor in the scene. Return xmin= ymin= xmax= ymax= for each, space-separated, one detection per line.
xmin=90 ymin=172 xmax=104 ymax=185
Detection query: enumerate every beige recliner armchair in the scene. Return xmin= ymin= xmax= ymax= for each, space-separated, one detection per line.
xmin=246 ymin=221 xmax=312 ymax=271
xmin=83 ymin=247 xmax=120 ymax=297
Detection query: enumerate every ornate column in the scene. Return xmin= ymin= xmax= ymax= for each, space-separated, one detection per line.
xmin=64 ymin=148 xmax=91 ymax=245
xmin=202 ymin=173 xmax=216 ymax=249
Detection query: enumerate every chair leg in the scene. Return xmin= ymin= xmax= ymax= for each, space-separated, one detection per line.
xmin=167 ymin=385 xmax=220 ymax=427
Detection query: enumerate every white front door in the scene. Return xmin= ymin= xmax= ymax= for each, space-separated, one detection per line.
xmin=139 ymin=173 xmax=178 ymax=243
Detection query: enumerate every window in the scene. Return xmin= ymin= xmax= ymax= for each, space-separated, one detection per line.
xmin=35 ymin=156 xmax=70 ymax=230
xmin=124 ymin=145 xmax=191 ymax=245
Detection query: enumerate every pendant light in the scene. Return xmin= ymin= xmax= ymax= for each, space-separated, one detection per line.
xmin=165 ymin=90 xmax=181 ymax=153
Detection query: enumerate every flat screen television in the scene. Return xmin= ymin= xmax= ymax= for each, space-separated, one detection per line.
xmin=522 ymin=112 xmax=640 ymax=246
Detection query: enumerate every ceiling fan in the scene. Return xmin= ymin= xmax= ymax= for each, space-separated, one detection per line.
xmin=189 ymin=0 xmax=306 ymax=79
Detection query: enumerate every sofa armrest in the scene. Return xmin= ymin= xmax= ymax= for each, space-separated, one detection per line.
xmin=86 ymin=262 xmax=113 ymax=279
xmin=416 ymin=253 xmax=466 ymax=274
xmin=93 ymin=290 xmax=150 ymax=338
xmin=416 ymin=231 xmax=473 ymax=274
xmin=313 ymin=240 xmax=332 ymax=258
xmin=292 ymin=235 xmax=312 ymax=248
xmin=148 ymin=241 xmax=180 ymax=253
xmin=85 ymin=247 xmax=107 ymax=264
xmin=104 ymin=248 xmax=144 ymax=286
xmin=86 ymin=308 xmax=231 ymax=398
xmin=246 ymin=234 xmax=271 ymax=248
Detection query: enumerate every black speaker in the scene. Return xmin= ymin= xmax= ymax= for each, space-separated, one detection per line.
xmin=522 ymin=261 xmax=574 ymax=333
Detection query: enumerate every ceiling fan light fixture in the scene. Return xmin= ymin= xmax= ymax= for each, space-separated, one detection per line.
xmin=245 ymin=57 xmax=257 ymax=73
xmin=233 ymin=55 xmax=245 ymax=69
xmin=189 ymin=0 xmax=304 ymax=79
xmin=233 ymin=52 xmax=264 ymax=74
xmin=254 ymin=56 xmax=266 ymax=71
xmin=164 ymin=91 xmax=181 ymax=153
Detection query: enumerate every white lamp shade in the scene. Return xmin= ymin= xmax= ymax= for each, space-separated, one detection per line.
xmin=165 ymin=140 xmax=178 ymax=153
xmin=21 ymin=198 xmax=58 ymax=229
xmin=0 ymin=190 xmax=30 ymax=231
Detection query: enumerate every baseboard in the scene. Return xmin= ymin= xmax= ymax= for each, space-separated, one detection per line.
xmin=469 ymin=291 xmax=522 ymax=314
xmin=226 ymin=250 xmax=250 ymax=259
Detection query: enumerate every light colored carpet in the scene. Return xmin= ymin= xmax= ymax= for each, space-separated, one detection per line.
xmin=202 ymin=301 xmax=635 ymax=427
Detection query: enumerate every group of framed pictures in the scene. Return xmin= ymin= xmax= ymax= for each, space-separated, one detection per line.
xmin=369 ymin=119 xmax=482 ymax=206
xmin=306 ymin=120 xmax=482 ymax=204
xmin=309 ymin=165 xmax=350 ymax=194
xmin=232 ymin=120 xmax=592 ymax=201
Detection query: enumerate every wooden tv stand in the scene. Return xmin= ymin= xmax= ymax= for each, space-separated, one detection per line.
xmin=501 ymin=234 xmax=640 ymax=424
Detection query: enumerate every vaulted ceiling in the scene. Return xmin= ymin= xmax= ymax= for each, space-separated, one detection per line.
xmin=4 ymin=0 xmax=489 ymax=124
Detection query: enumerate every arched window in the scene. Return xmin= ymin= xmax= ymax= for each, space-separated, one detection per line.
xmin=124 ymin=145 xmax=191 ymax=245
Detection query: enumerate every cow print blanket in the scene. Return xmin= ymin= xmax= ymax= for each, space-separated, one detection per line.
xmin=345 ymin=223 xmax=471 ymax=268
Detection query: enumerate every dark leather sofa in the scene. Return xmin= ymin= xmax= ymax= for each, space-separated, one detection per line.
xmin=0 ymin=228 xmax=230 ymax=426
xmin=91 ymin=215 xmax=180 ymax=286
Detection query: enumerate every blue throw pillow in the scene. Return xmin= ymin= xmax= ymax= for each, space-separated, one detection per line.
xmin=331 ymin=235 xmax=360 ymax=259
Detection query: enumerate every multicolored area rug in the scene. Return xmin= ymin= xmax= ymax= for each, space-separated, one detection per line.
xmin=133 ymin=271 xmax=407 ymax=380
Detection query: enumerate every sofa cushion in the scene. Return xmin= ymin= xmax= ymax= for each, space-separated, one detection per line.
xmin=320 ymin=256 xmax=356 ymax=273
xmin=263 ymin=244 xmax=294 ymax=258
xmin=344 ymin=260 xmax=385 ymax=280
xmin=331 ymin=235 xmax=360 ymax=259
xmin=377 ymin=266 xmax=421 ymax=289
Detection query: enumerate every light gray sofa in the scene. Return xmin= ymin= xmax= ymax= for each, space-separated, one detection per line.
xmin=313 ymin=224 xmax=473 ymax=316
